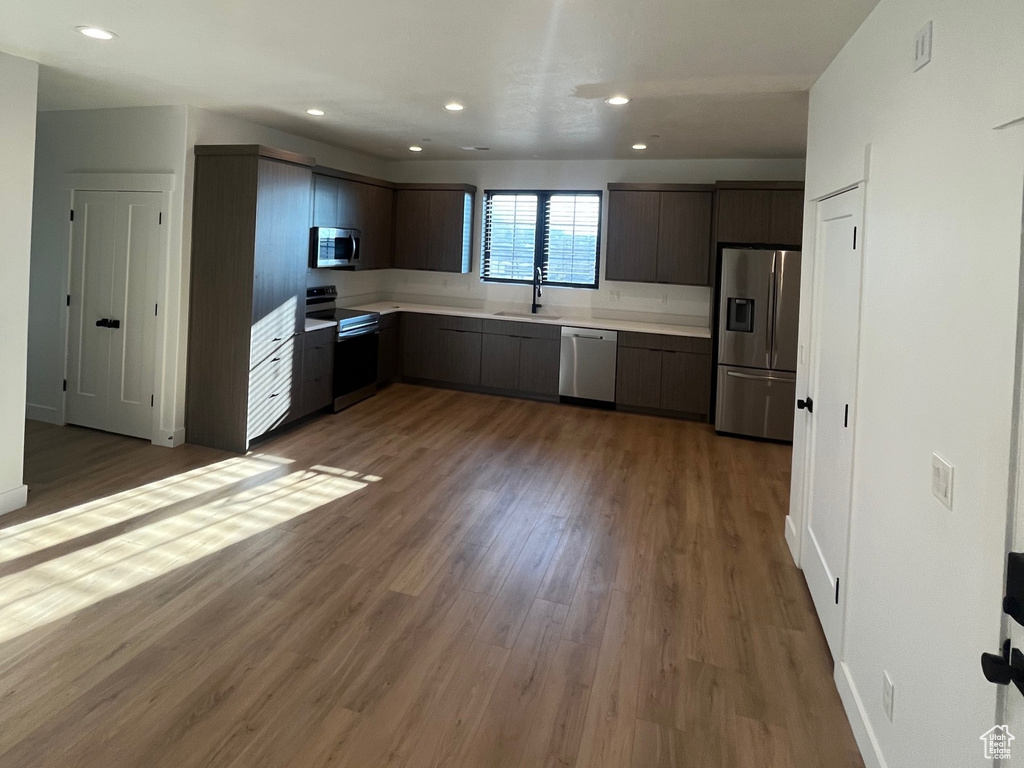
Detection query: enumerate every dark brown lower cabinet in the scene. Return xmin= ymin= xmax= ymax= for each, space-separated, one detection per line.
xmin=437 ymin=329 xmax=482 ymax=386
xmin=615 ymin=347 xmax=662 ymax=409
xmin=660 ymin=351 xmax=710 ymax=416
xmin=400 ymin=313 xmax=442 ymax=380
xmin=300 ymin=328 xmax=334 ymax=417
xmin=481 ymin=334 xmax=520 ymax=389
xmin=518 ymin=337 xmax=559 ymax=396
xmin=377 ymin=314 xmax=400 ymax=385
xmin=615 ymin=333 xmax=712 ymax=419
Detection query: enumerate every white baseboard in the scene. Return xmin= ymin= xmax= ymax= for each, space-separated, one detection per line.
xmin=784 ymin=514 xmax=801 ymax=565
xmin=0 ymin=484 xmax=28 ymax=516
xmin=25 ymin=403 xmax=60 ymax=425
xmin=153 ymin=427 xmax=186 ymax=448
xmin=835 ymin=661 xmax=888 ymax=768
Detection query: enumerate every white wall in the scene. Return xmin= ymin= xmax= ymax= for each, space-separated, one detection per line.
xmin=0 ymin=51 xmax=39 ymax=514
xmin=372 ymin=158 xmax=805 ymax=322
xmin=28 ymin=106 xmax=190 ymax=445
xmin=791 ymin=1 xmax=1024 ymax=766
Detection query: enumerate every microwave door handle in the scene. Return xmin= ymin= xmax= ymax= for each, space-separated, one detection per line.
xmin=350 ymin=233 xmax=359 ymax=262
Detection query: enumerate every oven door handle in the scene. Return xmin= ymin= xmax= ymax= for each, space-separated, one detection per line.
xmin=337 ymin=326 xmax=379 ymax=340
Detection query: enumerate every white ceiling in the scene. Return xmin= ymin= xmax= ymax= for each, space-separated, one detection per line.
xmin=0 ymin=0 xmax=878 ymax=161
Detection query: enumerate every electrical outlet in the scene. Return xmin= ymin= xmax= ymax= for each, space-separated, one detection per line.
xmin=914 ymin=21 xmax=933 ymax=71
xmin=931 ymin=453 xmax=953 ymax=509
xmin=882 ymin=671 xmax=895 ymax=722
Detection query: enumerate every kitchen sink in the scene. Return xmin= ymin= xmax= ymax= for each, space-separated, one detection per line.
xmin=493 ymin=311 xmax=562 ymax=320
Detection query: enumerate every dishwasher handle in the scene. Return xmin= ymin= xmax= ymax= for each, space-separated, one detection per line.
xmin=561 ymin=326 xmax=618 ymax=343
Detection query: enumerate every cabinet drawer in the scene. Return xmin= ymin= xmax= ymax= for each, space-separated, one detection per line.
xmin=247 ymin=338 xmax=299 ymax=440
xmin=480 ymin=318 xmax=560 ymax=339
xmin=303 ymin=327 xmax=335 ymax=350
xmin=251 ymin=330 xmax=299 ymax=369
xmin=618 ymin=331 xmax=711 ymax=354
xmin=439 ymin=315 xmax=483 ymax=333
xmin=302 ymin=342 xmax=332 ymax=382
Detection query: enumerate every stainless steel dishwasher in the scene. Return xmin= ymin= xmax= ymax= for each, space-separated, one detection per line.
xmin=558 ymin=327 xmax=618 ymax=403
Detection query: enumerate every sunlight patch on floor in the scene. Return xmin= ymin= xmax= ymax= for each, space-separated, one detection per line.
xmin=0 ymin=465 xmax=374 ymax=643
xmin=0 ymin=455 xmax=292 ymax=565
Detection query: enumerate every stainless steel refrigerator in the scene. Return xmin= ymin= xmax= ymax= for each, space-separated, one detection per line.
xmin=715 ymin=248 xmax=801 ymax=441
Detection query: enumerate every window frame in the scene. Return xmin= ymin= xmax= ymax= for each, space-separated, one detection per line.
xmin=481 ymin=189 xmax=603 ymax=290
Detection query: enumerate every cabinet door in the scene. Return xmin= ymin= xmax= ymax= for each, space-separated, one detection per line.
xmin=394 ymin=190 xmax=431 ymax=269
xmin=481 ymin=333 xmax=520 ymax=390
xmin=660 ymin=351 xmax=710 ymax=417
xmin=377 ymin=324 xmax=399 ymax=384
xmin=518 ymin=337 xmax=560 ymax=396
xmin=428 ymin=190 xmax=471 ymax=273
xmin=769 ymin=190 xmax=804 ymax=247
xmin=312 ymin=174 xmax=340 ymax=227
xmin=716 ymin=189 xmax=772 ymax=244
xmin=615 ymin=347 xmax=662 ymax=408
xmin=358 ymin=183 xmax=394 ymax=270
xmin=251 ymin=159 xmax=310 ymax=363
xmin=400 ymin=313 xmax=440 ymax=379
xmin=605 ymin=191 xmax=660 ymax=282
xmin=336 ymin=179 xmax=363 ymax=230
xmin=437 ymin=329 xmax=482 ymax=385
xmin=656 ymin=191 xmax=712 ymax=285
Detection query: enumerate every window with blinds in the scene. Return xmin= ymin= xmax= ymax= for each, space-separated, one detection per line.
xmin=482 ymin=191 xmax=602 ymax=288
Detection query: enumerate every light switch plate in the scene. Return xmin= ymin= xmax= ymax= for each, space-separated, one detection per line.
xmin=914 ymin=21 xmax=933 ymax=71
xmin=931 ymin=453 xmax=953 ymax=509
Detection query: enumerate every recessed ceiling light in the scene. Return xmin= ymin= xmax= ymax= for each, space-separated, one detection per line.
xmin=606 ymin=96 xmax=630 ymax=106
xmin=632 ymin=143 xmax=648 ymax=151
xmin=460 ymin=146 xmax=491 ymax=151
xmin=445 ymin=102 xmax=465 ymax=112
xmin=76 ymin=26 xmax=116 ymax=40
xmin=409 ymin=145 xmax=424 ymax=152
xmin=306 ymin=108 xmax=325 ymax=116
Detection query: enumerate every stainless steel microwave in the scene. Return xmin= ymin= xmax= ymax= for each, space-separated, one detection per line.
xmin=310 ymin=227 xmax=361 ymax=269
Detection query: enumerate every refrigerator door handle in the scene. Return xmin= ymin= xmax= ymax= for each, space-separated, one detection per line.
xmin=725 ymin=370 xmax=793 ymax=383
xmin=767 ymin=251 xmax=778 ymax=367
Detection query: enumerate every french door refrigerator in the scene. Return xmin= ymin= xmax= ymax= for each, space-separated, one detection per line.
xmin=715 ymin=248 xmax=802 ymax=441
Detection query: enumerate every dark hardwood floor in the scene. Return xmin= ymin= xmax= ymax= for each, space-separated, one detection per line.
xmin=0 ymin=383 xmax=863 ymax=767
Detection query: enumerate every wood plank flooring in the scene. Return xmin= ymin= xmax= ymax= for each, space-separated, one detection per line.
xmin=0 ymin=384 xmax=863 ymax=767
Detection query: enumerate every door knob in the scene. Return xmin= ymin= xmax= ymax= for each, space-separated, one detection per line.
xmin=797 ymin=397 xmax=814 ymax=413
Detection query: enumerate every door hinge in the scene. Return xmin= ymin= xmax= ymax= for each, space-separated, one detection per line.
xmin=154 ymin=303 xmax=159 ymax=316
xmin=844 ymin=404 xmax=849 ymax=428
xmin=70 ymin=210 xmax=74 ymax=222
xmin=853 ymin=226 xmax=857 ymax=249
xmin=66 ymin=294 xmax=71 ymax=307
xmin=150 ymin=394 xmax=154 ymax=407
xmin=158 ymin=212 xmax=162 ymax=225
xmin=835 ymin=578 xmax=840 ymax=604
xmin=63 ymin=379 xmax=67 ymax=392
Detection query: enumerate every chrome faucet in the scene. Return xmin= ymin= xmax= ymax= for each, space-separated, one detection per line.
xmin=532 ymin=266 xmax=543 ymax=314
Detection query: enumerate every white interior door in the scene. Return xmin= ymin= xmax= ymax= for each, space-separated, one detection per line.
xmin=66 ymin=190 xmax=162 ymax=440
xmin=800 ymin=186 xmax=865 ymax=658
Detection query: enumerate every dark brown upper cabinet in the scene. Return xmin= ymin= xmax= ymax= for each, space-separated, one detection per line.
xmin=715 ymin=184 xmax=804 ymax=247
xmin=312 ymin=171 xmax=394 ymax=270
xmin=605 ymin=185 xmax=714 ymax=286
xmin=393 ymin=186 xmax=476 ymax=273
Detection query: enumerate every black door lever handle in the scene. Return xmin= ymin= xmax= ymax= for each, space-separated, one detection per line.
xmin=108 ymin=319 xmax=121 ymax=329
xmin=982 ymin=640 xmax=1024 ymax=695
xmin=797 ymin=397 xmax=813 ymax=413
xmin=96 ymin=318 xmax=110 ymax=327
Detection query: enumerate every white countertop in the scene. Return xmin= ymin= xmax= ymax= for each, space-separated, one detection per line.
xmin=346 ymin=301 xmax=712 ymax=340
xmin=304 ymin=317 xmax=337 ymax=332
